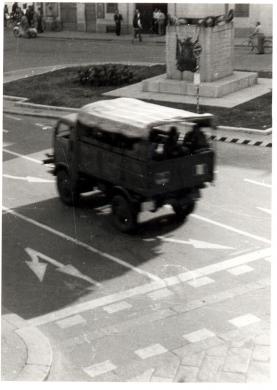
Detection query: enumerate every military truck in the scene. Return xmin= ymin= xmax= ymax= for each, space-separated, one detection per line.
xmin=45 ymin=98 xmax=215 ymax=232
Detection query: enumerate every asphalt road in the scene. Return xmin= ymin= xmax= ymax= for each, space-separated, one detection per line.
xmin=2 ymin=113 xmax=271 ymax=380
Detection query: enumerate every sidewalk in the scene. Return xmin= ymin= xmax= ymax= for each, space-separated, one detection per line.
xmin=1 ymin=314 xmax=52 ymax=381
xmin=37 ymin=30 xmax=246 ymax=47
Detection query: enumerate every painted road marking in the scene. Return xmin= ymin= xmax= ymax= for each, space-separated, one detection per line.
xmin=103 ymin=301 xmax=132 ymax=314
xmin=3 ymin=148 xmax=42 ymax=164
xmin=191 ymin=214 xmax=271 ymax=244
xmin=183 ymin=328 xmax=215 ymax=343
xmin=244 ymin=179 xmax=272 ymax=188
xmin=187 ymin=276 xmax=214 ymax=288
xmin=3 ymin=129 xmax=9 ymax=133
xmin=25 ymin=247 xmax=101 ymax=286
xmin=56 ymin=314 xmax=86 ymax=329
xmin=25 ymin=246 xmax=271 ymax=327
xmin=157 ymin=236 xmax=234 ymax=250
xmin=147 ymin=288 xmax=173 ymax=301
xmin=3 ymin=142 xmax=14 ymax=148
xmin=3 ymin=174 xmax=55 ymax=183
xmin=257 ymin=207 xmax=271 ymax=215
xmin=4 ymin=114 xmax=21 ymax=121
xmin=135 ymin=344 xmax=168 ymax=359
xmin=227 ymin=265 xmax=254 ymax=276
xmin=83 ymin=360 xmax=116 ymax=378
xmin=228 ymin=314 xmax=261 ymax=328
xmin=3 ymin=206 xmax=162 ymax=283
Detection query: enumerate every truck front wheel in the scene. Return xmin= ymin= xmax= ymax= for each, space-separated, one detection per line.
xmin=173 ymin=200 xmax=195 ymax=221
xmin=57 ymin=169 xmax=79 ymax=206
xmin=112 ymin=195 xmax=138 ymax=233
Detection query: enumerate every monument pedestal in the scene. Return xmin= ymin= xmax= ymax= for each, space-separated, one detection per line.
xmin=143 ymin=18 xmax=257 ymax=99
xmin=143 ymin=71 xmax=257 ymax=98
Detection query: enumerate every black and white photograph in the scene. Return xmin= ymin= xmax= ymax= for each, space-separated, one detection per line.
xmin=1 ymin=0 xmax=274 ymax=384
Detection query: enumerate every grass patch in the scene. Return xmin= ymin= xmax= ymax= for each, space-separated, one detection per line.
xmin=4 ymin=65 xmax=272 ymax=129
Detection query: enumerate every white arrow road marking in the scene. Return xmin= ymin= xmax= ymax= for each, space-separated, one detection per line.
xmin=244 ymin=179 xmax=272 ymax=188
xmin=157 ymin=236 xmax=234 ymax=249
xmin=3 ymin=149 xmax=42 ymax=164
xmin=25 ymin=247 xmax=101 ymax=286
xmin=3 ymin=206 xmax=162 ymax=283
xmin=3 ymin=142 xmax=14 ymax=148
xmin=257 ymin=207 xmax=271 ymax=215
xmin=3 ymin=174 xmax=54 ymax=183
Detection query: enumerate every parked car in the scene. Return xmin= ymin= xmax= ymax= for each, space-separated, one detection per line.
xmin=44 ymin=98 xmax=216 ymax=232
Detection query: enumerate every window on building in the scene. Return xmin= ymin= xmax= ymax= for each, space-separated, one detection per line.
xmin=234 ymin=4 xmax=250 ymax=17
xmin=107 ymin=3 xmax=118 ymax=14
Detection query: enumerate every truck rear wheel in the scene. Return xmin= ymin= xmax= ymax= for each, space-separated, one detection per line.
xmin=112 ymin=195 xmax=137 ymax=233
xmin=57 ymin=169 xmax=79 ymax=206
xmin=173 ymin=200 xmax=195 ymax=221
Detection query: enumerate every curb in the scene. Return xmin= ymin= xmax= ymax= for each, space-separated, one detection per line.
xmin=3 ymin=314 xmax=53 ymax=381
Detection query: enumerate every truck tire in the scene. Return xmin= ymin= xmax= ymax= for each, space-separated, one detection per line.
xmin=112 ymin=195 xmax=138 ymax=233
xmin=57 ymin=169 xmax=79 ymax=206
xmin=173 ymin=200 xmax=195 ymax=221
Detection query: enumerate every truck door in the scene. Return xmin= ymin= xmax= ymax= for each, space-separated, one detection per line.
xmin=54 ymin=121 xmax=72 ymax=169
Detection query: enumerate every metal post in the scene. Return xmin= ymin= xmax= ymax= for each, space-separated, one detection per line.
xmin=196 ymin=85 xmax=200 ymax=113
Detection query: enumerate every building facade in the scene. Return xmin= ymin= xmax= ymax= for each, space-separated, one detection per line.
xmin=39 ymin=2 xmax=272 ymax=37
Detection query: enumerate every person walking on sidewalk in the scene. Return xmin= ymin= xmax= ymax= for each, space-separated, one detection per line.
xmin=133 ymin=9 xmax=143 ymax=42
xmin=114 ymin=9 xmax=123 ymax=36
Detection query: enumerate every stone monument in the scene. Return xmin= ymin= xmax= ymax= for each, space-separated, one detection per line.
xmin=143 ymin=7 xmax=257 ymax=98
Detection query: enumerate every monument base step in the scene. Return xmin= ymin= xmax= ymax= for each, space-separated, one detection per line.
xmin=142 ymin=71 xmax=258 ymax=98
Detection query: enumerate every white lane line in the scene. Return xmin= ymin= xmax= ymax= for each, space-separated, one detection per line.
xmin=187 ymin=276 xmax=214 ymax=288
xmin=3 ymin=174 xmax=55 ymax=183
xmin=228 ymin=314 xmax=261 ymax=328
xmin=103 ymin=301 xmax=132 ymax=314
xmin=25 ymin=246 xmax=271 ymax=327
xmin=4 ymin=114 xmax=21 ymax=121
xmin=35 ymin=123 xmax=45 ymax=127
xmin=244 ymin=179 xmax=272 ymax=188
xmin=83 ymin=360 xmax=116 ymax=379
xmin=3 ymin=206 xmax=162 ymax=283
xmin=56 ymin=314 xmax=86 ymax=329
xmin=3 ymin=129 xmax=9 ymax=133
xmin=257 ymin=207 xmax=271 ymax=215
xmin=227 ymin=265 xmax=254 ymax=276
xmin=183 ymin=328 xmax=215 ymax=343
xmin=147 ymin=288 xmax=173 ymax=301
xmin=135 ymin=344 xmax=168 ymax=359
xmin=3 ymin=148 xmax=42 ymax=164
xmin=191 ymin=214 xmax=271 ymax=244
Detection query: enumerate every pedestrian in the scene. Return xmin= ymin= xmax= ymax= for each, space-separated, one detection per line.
xmin=114 ymin=9 xmax=123 ymax=36
xmin=34 ymin=6 xmax=43 ymax=33
xmin=250 ymin=21 xmax=265 ymax=54
xmin=26 ymin=5 xmax=34 ymax=27
xmin=158 ymin=10 xmax=166 ymax=35
xmin=152 ymin=8 xmax=159 ymax=34
xmin=4 ymin=4 xmax=9 ymax=27
xmin=133 ymin=9 xmax=143 ymax=42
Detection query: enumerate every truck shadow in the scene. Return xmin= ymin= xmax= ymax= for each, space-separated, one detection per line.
xmin=2 ymin=194 xmax=184 ymax=319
